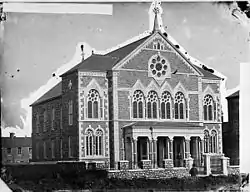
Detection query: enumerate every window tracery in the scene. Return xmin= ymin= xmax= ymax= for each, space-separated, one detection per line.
xmin=147 ymin=91 xmax=158 ymax=119
xmin=161 ymin=91 xmax=172 ymax=119
xmin=87 ymin=89 xmax=100 ymax=119
xmin=132 ymin=90 xmax=144 ymax=118
xmin=203 ymin=95 xmax=213 ymax=121
xmin=174 ymin=92 xmax=185 ymax=119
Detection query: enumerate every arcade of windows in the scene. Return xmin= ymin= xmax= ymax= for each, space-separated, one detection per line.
xmin=85 ymin=128 xmax=104 ymax=157
xmin=204 ymin=130 xmax=218 ymax=153
xmin=132 ymin=90 xmax=217 ymax=121
xmin=132 ymin=90 xmax=186 ymax=120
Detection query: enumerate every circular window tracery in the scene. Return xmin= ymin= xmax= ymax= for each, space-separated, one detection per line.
xmin=147 ymin=91 xmax=158 ymax=103
xmin=149 ymin=54 xmax=168 ymax=78
xmin=133 ymin=90 xmax=144 ymax=102
xmin=203 ymin=95 xmax=213 ymax=105
xmin=88 ymin=90 xmax=99 ymax=102
xmin=175 ymin=92 xmax=184 ymax=104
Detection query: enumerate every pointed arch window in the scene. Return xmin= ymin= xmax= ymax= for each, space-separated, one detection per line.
xmin=161 ymin=91 xmax=172 ymax=119
xmin=86 ymin=129 xmax=94 ymax=156
xmin=174 ymin=92 xmax=185 ymax=119
xmin=95 ymin=129 xmax=103 ymax=156
xmin=210 ymin=130 xmax=217 ymax=153
xmin=147 ymin=91 xmax=158 ymax=119
xmin=204 ymin=130 xmax=210 ymax=153
xmin=203 ymin=95 xmax=214 ymax=121
xmin=132 ymin=90 xmax=144 ymax=118
xmin=87 ymin=89 xmax=100 ymax=119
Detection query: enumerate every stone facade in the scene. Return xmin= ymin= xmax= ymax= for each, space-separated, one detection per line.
xmin=31 ymin=3 xmax=226 ymax=176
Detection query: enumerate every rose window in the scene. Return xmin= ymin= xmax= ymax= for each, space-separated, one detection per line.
xmin=149 ymin=54 xmax=168 ymax=78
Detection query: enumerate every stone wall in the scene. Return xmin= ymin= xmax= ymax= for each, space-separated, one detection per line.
xmin=108 ymin=168 xmax=189 ymax=179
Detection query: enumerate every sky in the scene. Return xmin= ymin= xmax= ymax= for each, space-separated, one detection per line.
xmin=0 ymin=2 xmax=249 ymax=137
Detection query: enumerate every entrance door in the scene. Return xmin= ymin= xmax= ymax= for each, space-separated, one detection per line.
xmin=173 ymin=137 xmax=184 ymax=167
xmin=137 ymin=137 xmax=148 ymax=168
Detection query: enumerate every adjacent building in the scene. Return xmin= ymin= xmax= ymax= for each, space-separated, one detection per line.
xmin=30 ymin=2 xmax=227 ymax=172
xmin=222 ymin=90 xmax=239 ymax=165
xmin=2 ymin=133 xmax=32 ymax=164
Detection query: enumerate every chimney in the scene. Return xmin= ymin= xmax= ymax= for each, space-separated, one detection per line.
xmin=80 ymin=44 xmax=85 ymax=61
xmin=10 ymin=132 xmax=15 ymax=139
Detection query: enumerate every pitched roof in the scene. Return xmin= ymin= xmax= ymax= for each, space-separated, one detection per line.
xmin=227 ymin=90 xmax=239 ymax=99
xmin=2 ymin=137 xmax=32 ymax=148
xmin=62 ymin=54 xmax=120 ymax=76
xmin=192 ymin=65 xmax=222 ymax=80
xmin=61 ymin=35 xmax=150 ymax=76
xmin=105 ymin=35 xmax=150 ymax=61
xmin=30 ymin=81 xmax=62 ymax=106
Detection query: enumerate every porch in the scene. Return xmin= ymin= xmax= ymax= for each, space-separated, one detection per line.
xmin=119 ymin=121 xmax=228 ymax=175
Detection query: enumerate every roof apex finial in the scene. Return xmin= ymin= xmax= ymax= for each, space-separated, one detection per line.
xmin=151 ymin=0 xmax=162 ymax=33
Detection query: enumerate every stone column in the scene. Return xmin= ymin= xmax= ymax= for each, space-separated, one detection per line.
xmin=149 ymin=139 xmax=153 ymax=166
xmin=200 ymin=139 xmax=204 ymax=166
xmin=184 ymin=136 xmax=193 ymax=169
xmin=163 ymin=137 xmax=174 ymax=168
xmin=131 ymin=138 xmax=134 ymax=169
xmin=133 ymin=138 xmax=138 ymax=169
xmin=152 ymin=138 xmax=158 ymax=168
xmin=185 ymin=137 xmax=191 ymax=159
xmin=169 ymin=137 xmax=173 ymax=160
xmin=147 ymin=138 xmax=150 ymax=160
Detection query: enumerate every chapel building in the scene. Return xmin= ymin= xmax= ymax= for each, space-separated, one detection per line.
xmin=30 ymin=2 xmax=226 ymax=172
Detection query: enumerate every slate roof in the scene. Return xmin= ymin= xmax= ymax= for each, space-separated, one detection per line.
xmin=192 ymin=65 xmax=222 ymax=80
xmin=30 ymin=81 xmax=62 ymax=106
xmin=227 ymin=90 xmax=239 ymax=99
xmin=2 ymin=137 xmax=32 ymax=148
xmin=62 ymin=54 xmax=120 ymax=75
xmin=61 ymin=35 xmax=150 ymax=76
xmin=105 ymin=35 xmax=150 ymax=61
xmin=123 ymin=121 xmax=203 ymax=128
